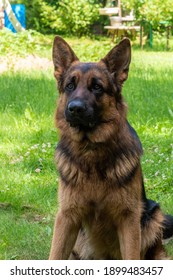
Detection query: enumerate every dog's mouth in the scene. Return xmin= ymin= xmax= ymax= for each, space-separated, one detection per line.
xmin=66 ymin=116 xmax=97 ymax=131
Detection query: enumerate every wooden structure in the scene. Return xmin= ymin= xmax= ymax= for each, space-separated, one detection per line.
xmin=99 ymin=0 xmax=121 ymax=17
xmin=99 ymin=0 xmax=140 ymax=42
xmin=104 ymin=25 xmax=140 ymax=42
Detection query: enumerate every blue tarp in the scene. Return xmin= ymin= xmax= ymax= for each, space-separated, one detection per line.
xmin=4 ymin=4 xmax=26 ymax=33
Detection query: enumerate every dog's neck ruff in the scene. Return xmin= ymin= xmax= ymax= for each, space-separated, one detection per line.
xmin=56 ymin=121 xmax=142 ymax=188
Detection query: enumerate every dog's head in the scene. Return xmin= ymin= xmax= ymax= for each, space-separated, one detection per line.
xmin=53 ymin=36 xmax=131 ymax=143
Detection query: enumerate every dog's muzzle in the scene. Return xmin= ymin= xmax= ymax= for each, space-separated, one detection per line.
xmin=65 ymin=98 xmax=96 ymax=129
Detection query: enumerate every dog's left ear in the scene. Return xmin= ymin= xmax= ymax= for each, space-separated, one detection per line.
xmin=101 ymin=38 xmax=131 ymax=84
xmin=53 ymin=36 xmax=79 ymax=80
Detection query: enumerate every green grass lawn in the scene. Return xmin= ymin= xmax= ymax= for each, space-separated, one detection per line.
xmin=0 ymin=32 xmax=173 ymax=259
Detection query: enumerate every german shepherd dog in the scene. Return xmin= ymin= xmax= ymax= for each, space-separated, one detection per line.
xmin=49 ymin=36 xmax=173 ymax=260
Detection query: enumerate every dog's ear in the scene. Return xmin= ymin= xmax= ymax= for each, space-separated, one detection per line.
xmin=101 ymin=38 xmax=131 ymax=84
xmin=53 ymin=36 xmax=79 ymax=80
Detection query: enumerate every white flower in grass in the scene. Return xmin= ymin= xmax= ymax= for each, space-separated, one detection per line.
xmin=42 ymin=143 xmax=46 ymax=148
xmin=159 ymin=153 xmax=164 ymax=157
xmin=35 ymin=168 xmax=41 ymax=173
xmin=42 ymin=149 xmax=46 ymax=153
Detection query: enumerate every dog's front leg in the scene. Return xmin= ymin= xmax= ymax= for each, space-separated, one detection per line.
xmin=49 ymin=210 xmax=80 ymax=260
xmin=118 ymin=214 xmax=141 ymax=260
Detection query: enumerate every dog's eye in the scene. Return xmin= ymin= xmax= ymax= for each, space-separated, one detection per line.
xmin=92 ymin=83 xmax=103 ymax=93
xmin=65 ymin=82 xmax=75 ymax=92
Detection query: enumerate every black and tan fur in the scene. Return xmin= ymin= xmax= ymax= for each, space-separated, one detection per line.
xmin=49 ymin=36 xmax=173 ymax=260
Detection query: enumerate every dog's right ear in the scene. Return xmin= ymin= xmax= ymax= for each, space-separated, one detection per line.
xmin=53 ymin=36 xmax=79 ymax=80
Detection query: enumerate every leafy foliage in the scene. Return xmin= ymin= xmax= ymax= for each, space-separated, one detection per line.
xmin=58 ymin=0 xmax=101 ymax=36
xmin=10 ymin=0 xmax=63 ymax=33
xmin=0 ymin=28 xmax=52 ymax=57
xmin=10 ymin=0 xmax=101 ymax=35
xmin=121 ymin=0 xmax=173 ymax=28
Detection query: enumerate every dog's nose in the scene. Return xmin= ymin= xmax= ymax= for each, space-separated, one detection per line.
xmin=68 ymin=100 xmax=86 ymax=115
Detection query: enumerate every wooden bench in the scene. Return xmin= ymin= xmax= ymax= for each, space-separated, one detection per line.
xmin=104 ymin=25 xmax=140 ymax=42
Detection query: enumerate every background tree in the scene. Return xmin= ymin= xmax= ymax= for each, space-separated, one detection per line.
xmin=121 ymin=0 xmax=173 ymax=28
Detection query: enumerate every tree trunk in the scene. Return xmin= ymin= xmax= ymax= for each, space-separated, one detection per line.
xmin=2 ymin=0 xmax=25 ymax=32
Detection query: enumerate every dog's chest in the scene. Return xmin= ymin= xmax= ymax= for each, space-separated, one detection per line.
xmin=56 ymin=143 xmax=139 ymax=190
xmin=59 ymin=172 xmax=134 ymax=220
xmin=56 ymin=141 xmax=141 ymax=216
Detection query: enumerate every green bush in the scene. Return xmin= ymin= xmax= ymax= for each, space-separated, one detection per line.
xmin=121 ymin=0 xmax=173 ymax=28
xmin=0 ymin=28 xmax=52 ymax=57
xmin=11 ymin=0 xmax=64 ymax=34
xmin=58 ymin=0 xmax=101 ymax=36
xmin=10 ymin=0 xmax=101 ymax=36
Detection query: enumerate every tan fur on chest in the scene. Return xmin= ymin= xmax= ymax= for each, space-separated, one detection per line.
xmin=58 ymin=163 xmax=142 ymax=225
